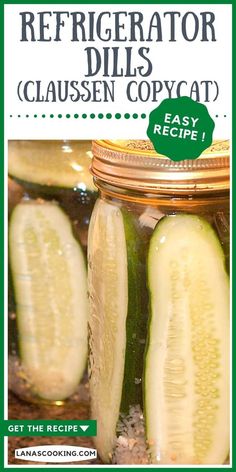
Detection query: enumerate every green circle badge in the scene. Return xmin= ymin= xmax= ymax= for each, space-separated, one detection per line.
xmin=147 ymin=96 xmax=215 ymax=161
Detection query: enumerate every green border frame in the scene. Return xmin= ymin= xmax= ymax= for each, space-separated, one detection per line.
xmin=1 ymin=1 xmax=234 ymax=470
xmin=0 ymin=0 xmax=4 ymax=469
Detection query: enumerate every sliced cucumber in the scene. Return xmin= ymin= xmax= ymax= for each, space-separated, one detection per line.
xmin=88 ymin=199 xmax=128 ymax=462
xmin=9 ymin=201 xmax=88 ymax=401
xmin=8 ymin=140 xmax=96 ymax=192
xmin=88 ymin=201 xmax=149 ymax=461
xmin=145 ymin=214 xmax=229 ymax=464
xmin=120 ymin=210 xmax=148 ymax=413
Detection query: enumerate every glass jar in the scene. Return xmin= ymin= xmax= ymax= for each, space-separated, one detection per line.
xmin=8 ymin=140 xmax=97 ymax=405
xmin=88 ymin=140 xmax=230 ymax=465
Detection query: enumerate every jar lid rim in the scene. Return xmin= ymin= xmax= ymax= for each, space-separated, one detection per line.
xmin=96 ymin=139 xmax=229 ymax=160
xmin=91 ymin=139 xmax=230 ymax=194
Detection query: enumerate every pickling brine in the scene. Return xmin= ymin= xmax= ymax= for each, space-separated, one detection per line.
xmin=8 ymin=140 xmax=97 ymax=404
xmin=88 ymin=139 xmax=230 ymax=465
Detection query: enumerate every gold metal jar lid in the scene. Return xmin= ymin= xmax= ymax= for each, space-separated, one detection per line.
xmin=91 ymin=139 xmax=230 ymax=195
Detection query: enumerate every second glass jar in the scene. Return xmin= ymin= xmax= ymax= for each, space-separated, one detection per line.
xmin=8 ymin=140 xmax=97 ymax=404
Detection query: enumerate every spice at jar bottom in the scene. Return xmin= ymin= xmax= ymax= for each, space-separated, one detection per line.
xmin=88 ymin=139 xmax=230 ymax=465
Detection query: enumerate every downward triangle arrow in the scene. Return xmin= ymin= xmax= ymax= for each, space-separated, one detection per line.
xmin=80 ymin=425 xmax=89 ymax=432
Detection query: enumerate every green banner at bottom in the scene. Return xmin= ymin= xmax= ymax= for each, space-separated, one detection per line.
xmin=1 ymin=420 xmax=97 ymax=437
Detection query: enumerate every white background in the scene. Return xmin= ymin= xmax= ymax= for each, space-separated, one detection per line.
xmin=5 ymin=4 xmax=232 ymax=140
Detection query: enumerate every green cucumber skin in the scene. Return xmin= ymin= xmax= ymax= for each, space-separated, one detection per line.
xmin=8 ymin=265 xmax=19 ymax=356
xmin=213 ymin=211 xmax=230 ymax=274
xmin=144 ymin=214 xmax=229 ymax=464
xmin=9 ymin=176 xmax=97 ymax=199
xmin=120 ymin=210 xmax=149 ymax=413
